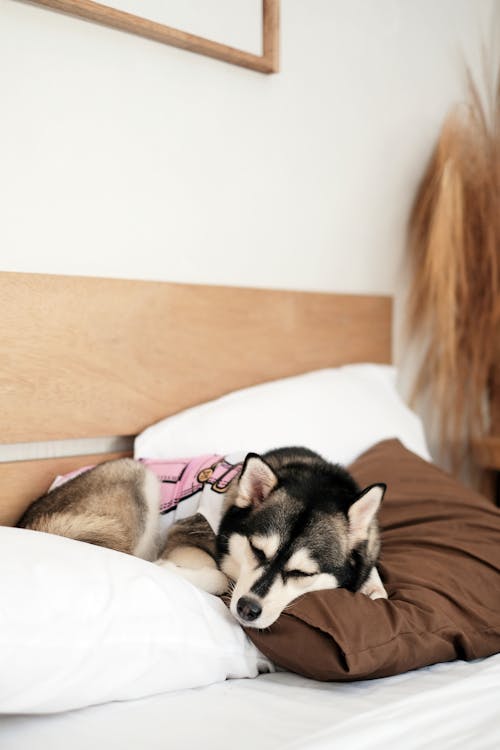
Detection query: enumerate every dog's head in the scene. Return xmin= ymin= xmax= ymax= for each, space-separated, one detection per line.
xmin=218 ymin=449 xmax=385 ymax=629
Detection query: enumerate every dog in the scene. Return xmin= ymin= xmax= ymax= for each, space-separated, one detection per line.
xmin=18 ymin=447 xmax=387 ymax=629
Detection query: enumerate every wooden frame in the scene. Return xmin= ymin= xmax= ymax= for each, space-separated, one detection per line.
xmin=0 ymin=271 xmax=392 ymax=524
xmin=25 ymin=0 xmax=280 ymax=73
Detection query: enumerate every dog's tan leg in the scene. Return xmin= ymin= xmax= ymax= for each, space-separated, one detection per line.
xmin=359 ymin=566 xmax=388 ymax=599
xmin=156 ymin=514 xmax=228 ymax=596
xmin=18 ymin=459 xmax=159 ymax=559
xmin=156 ymin=547 xmax=229 ymax=595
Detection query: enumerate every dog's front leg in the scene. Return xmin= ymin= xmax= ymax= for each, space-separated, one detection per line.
xmin=156 ymin=514 xmax=229 ymax=596
xmin=359 ymin=566 xmax=388 ymax=600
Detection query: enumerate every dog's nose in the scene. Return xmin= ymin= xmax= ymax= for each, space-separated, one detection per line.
xmin=236 ymin=596 xmax=262 ymax=622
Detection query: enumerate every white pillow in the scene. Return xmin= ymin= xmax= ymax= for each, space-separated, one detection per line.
xmin=135 ymin=364 xmax=431 ymax=465
xmin=0 ymin=527 xmax=266 ymax=714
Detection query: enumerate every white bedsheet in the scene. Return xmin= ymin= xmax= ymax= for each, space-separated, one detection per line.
xmin=2 ymin=654 xmax=500 ymax=750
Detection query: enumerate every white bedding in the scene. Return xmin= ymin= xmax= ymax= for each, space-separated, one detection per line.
xmin=2 ymin=654 xmax=500 ymax=750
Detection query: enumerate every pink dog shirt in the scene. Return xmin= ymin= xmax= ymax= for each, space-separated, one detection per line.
xmin=50 ymin=453 xmax=244 ymax=537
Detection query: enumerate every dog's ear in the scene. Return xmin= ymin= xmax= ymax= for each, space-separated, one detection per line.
xmin=348 ymin=484 xmax=386 ymax=545
xmin=235 ymin=453 xmax=278 ymax=508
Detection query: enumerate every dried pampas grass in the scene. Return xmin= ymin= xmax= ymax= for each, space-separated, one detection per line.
xmin=407 ymin=59 xmax=500 ymax=471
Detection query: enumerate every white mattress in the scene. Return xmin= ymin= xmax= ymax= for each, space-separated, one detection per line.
xmin=2 ymin=654 xmax=500 ymax=750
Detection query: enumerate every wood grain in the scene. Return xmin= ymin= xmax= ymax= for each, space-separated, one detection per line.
xmin=0 ymin=452 xmax=131 ymax=526
xmin=263 ymin=0 xmax=279 ymax=73
xmin=27 ymin=0 xmax=280 ymax=74
xmin=0 ymin=273 xmax=392 ymax=445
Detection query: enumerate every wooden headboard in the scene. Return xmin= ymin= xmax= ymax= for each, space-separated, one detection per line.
xmin=0 ymin=272 xmax=392 ymax=524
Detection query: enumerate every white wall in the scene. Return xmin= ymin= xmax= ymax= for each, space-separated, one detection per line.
xmin=1 ymin=0 xmax=495 ymax=297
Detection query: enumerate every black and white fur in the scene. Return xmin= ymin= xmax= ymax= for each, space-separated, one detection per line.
xmin=213 ymin=447 xmax=387 ymax=628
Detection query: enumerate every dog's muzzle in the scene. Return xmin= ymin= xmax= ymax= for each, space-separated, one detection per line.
xmin=236 ymin=596 xmax=262 ymax=623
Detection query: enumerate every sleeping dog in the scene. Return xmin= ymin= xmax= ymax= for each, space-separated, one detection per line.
xmin=18 ymin=447 xmax=387 ymax=629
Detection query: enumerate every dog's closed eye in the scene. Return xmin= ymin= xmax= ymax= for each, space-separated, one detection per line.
xmin=285 ymin=569 xmax=316 ymax=579
xmin=249 ymin=540 xmax=267 ymax=564
xmin=249 ymin=534 xmax=280 ymax=562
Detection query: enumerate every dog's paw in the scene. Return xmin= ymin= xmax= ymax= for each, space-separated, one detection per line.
xmin=155 ymin=559 xmax=229 ymax=596
xmin=359 ymin=567 xmax=388 ymax=600
xmin=189 ymin=567 xmax=229 ymax=596
xmin=366 ymin=586 xmax=388 ymax=600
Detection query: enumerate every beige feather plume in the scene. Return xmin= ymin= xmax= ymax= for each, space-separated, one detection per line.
xmin=407 ymin=60 xmax=500 ymax=471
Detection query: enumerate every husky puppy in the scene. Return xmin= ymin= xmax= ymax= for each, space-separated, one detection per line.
xmin=215 ymin=448 xmax=387 ymax=629
xmin=18 ymin=448 xmax=387 ymax=630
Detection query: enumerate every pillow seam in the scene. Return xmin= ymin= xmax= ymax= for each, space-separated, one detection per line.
xmin=292 ymin=615 xmax=500 ymax=658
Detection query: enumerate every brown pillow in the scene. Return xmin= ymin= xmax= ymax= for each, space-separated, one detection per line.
xmin=245 ymin=439 xmax=500 ymax=680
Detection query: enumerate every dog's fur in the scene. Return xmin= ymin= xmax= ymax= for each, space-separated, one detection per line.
xmin=18 ymin=447 xmax=387 ymax=629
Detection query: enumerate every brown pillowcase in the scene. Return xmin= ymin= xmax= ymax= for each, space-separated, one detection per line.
xmin=245 ymin=439 xmax=500 ymax=680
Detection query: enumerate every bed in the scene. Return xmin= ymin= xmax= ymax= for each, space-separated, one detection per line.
xmin=1 ymin=271 xmax=499 ymax=748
